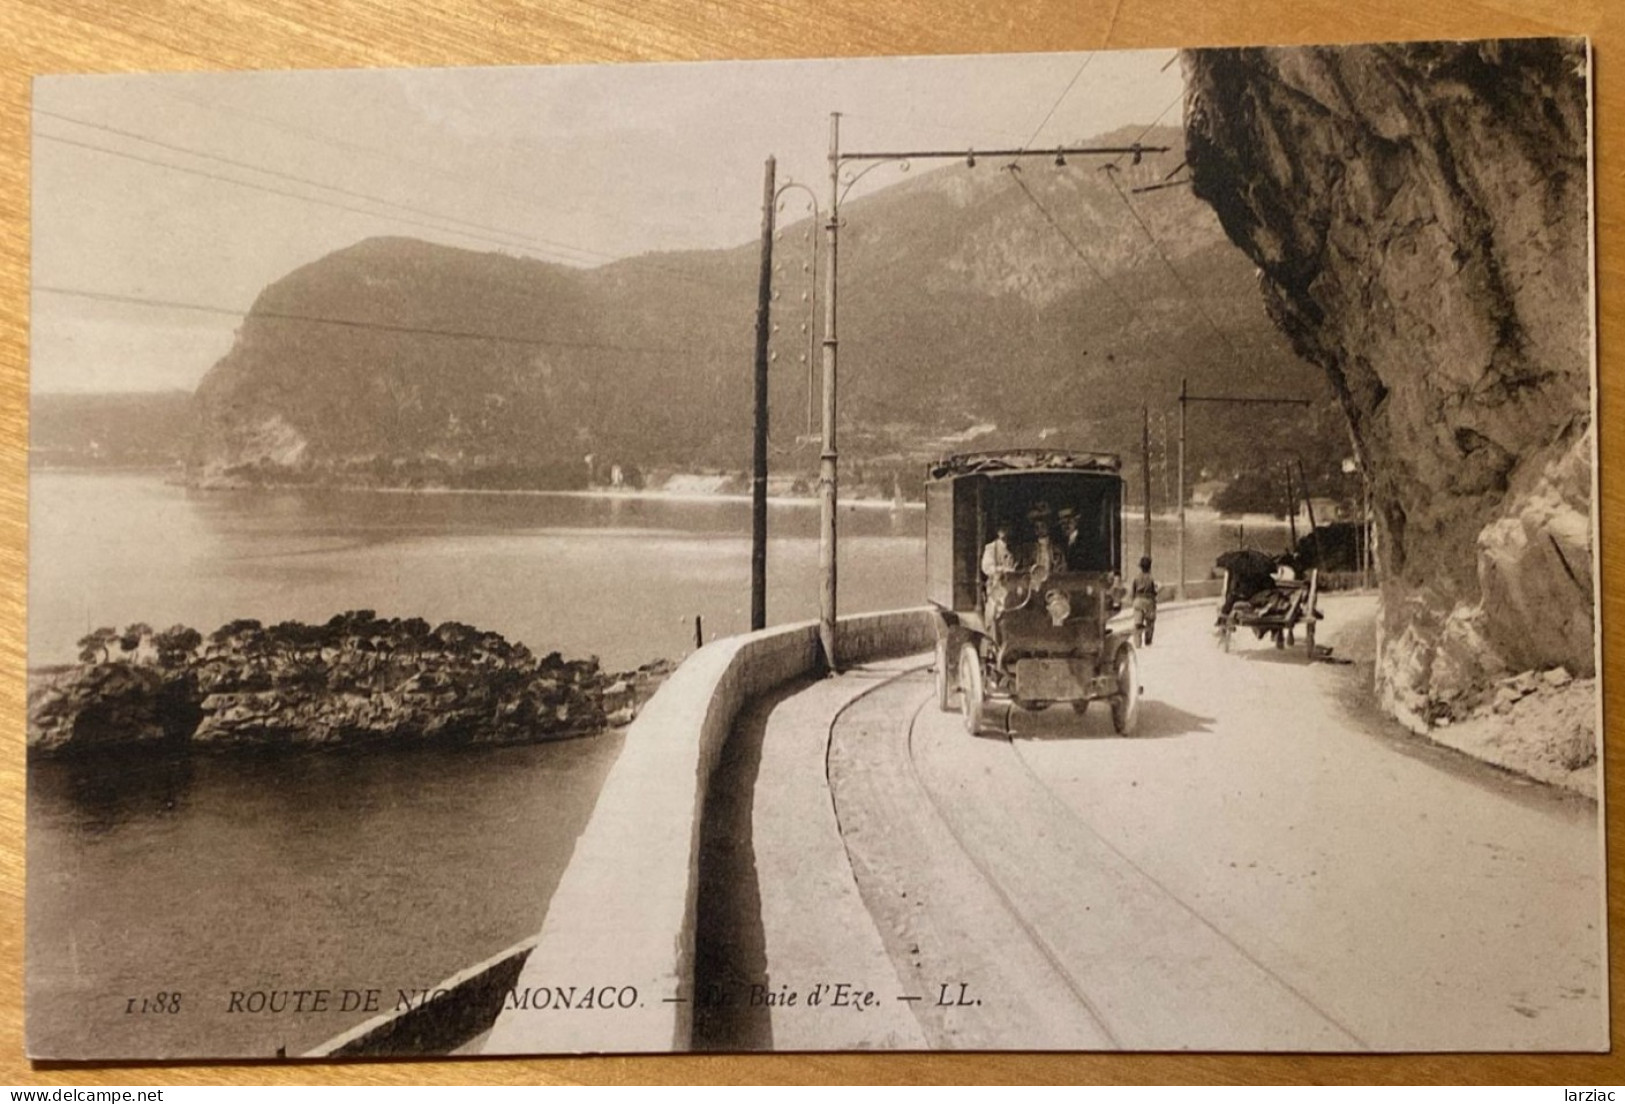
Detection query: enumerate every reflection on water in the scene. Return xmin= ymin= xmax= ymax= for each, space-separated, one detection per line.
xmin=28 ymin=473 xmax=933 ymax=671
xmin=30 ymin=472 xmax=1285 ymax=672
xmin=26 ymin=733 xmax=624 ymax=1060
xmin=31 ymin=750 xmax=198 ymax=837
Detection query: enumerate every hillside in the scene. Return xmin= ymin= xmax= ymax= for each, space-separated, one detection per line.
xmin=32 ymin=391 xmax=194 ymax=469
xmin=188 ymin=125 xmax=1343 ymax=499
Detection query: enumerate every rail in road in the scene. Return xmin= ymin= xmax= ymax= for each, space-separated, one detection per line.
xmin=697 ymin=598 xmax=1605 ymax=1052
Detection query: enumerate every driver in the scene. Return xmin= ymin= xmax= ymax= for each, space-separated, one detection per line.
xmin=1057 ymin=506 xmax=1087 ymax=570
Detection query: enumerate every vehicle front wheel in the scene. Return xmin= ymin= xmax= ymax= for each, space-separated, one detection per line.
xmin=1110 ymin=647 xmax=1140 ymax=736
xmin=934 ymin=636 xmax=954 ymax=710
xmin=958 ymin=643 xmax=985 ymax=736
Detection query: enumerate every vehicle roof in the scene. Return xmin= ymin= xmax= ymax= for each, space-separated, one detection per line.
xmin=927 ymin=449 xmax=1123 ymax=481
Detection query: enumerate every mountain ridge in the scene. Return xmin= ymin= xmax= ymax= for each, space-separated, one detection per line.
xmin=175 ymin=124 xmax=1346 ymax=499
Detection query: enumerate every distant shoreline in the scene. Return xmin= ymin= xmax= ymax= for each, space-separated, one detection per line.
xmin=176 ymin=473 xmax=929 ymax=511
xmin=38 ymin=466 xmax=1320 ymax=526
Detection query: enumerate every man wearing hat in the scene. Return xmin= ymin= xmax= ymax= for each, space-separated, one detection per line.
xmin=1058 ymin=505 xmax=1088 ymax=571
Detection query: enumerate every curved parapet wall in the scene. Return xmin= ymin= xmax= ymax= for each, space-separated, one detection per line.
xmin=482 ymin=608 xmax=934 ymax=1054
xmin=312 ymin=608 xmax=935 ymax=1058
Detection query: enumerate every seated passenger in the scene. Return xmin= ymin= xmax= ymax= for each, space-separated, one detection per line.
xmin=981 ymin=522 xmax=1017 ymax=622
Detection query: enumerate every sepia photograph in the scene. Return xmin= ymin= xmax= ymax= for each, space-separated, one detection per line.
xmin=24 ymin=38 xmax=1602 ymax=1060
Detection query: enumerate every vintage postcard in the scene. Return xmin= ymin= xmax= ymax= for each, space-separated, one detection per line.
xmin=26 ymin=39 xmax=1602 ymax=1059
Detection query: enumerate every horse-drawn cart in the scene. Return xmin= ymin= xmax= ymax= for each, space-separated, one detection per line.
xmin=1216 ymin=568 xmax=1322 ymax=657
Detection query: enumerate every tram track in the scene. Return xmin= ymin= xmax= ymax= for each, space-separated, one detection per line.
xmin=827 ymin=666 xmax=1365 ymax=1051
xmin=895 ymin=690 xmax=1122 ymax=1048
xmin=993 ymin=703 xmax=1370 ymax=1050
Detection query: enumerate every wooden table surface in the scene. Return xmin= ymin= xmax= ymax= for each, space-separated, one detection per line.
xmin=0 ymin=0 xmax=1618 ymax=1086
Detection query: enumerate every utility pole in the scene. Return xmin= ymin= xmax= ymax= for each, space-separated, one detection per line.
xmin=751 ymin=157 xmax=776 ymax=631
xmin=1175 ymin=385 xmax=1314 ymax=600
xmin=1297 ymin=455 xmax=1319 ymax=543
xmin=1142 ymin=405 xmax=1152 ymax=559
xmin=812 ymin=113 xmax=1167 ymax=670
xmin=1177 ymin=378 xmax=1187 ymax=600
xmin=1283 ymin=460 xmax=1299 ymax=549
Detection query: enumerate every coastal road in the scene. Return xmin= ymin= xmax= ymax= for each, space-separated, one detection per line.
xmin=747 ymin=596 xmax=1605 ymax=1051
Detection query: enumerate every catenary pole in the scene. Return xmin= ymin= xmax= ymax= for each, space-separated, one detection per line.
xmin=810 ymin=121 xmax=1168 ymax=671
xmin=818 ymin=115 xmax=841 ymax=671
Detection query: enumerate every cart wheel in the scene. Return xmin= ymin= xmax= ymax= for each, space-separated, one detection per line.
xmin=958 ymin=643 xmax=985 ymax=736
xmin=934 ymin=636 xmax=954 ymax=710
xmin=1110 ymin=647 xmax=1140 ymax=736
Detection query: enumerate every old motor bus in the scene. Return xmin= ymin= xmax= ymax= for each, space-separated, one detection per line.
xmin=926 ymin=449 xmax=1142 ymax=736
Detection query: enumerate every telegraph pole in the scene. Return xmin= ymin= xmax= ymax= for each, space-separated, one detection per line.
xmin=751 ymin=156 xmax=776 ymax=631
xmin=1142 ymin=405 xmax=1153 ymax=559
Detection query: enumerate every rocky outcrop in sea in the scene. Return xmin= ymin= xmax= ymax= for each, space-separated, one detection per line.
xmin=27 ymin=613 xmax=672 ymax=758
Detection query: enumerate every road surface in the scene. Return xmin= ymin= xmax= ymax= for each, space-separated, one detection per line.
xmin=708 ymin=595 xmax=1606 ymax=1051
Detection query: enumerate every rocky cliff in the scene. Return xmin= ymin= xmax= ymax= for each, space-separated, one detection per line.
xmin=1184 ymin=39 xmax=1594 ymax=734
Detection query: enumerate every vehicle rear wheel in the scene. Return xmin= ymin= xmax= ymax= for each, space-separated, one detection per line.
xmin=1110 ymin=646 xmax=1140 ymax=736
xmin=958 ymin=643 xmax=984 ymax=736
xmin=934 ymin=636 xmax=954 ymax=711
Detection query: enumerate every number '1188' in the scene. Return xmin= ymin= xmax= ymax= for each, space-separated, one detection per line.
xmin=125 ymin=993 xmax=182 ymax=1014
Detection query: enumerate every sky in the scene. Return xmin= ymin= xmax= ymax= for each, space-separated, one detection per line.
xmin=32 ymin=49 xmax=1184 ymax=393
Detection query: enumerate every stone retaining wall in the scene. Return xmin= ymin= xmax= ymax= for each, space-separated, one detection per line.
xmin=310 ymin=608 xmax=935 ymax=1057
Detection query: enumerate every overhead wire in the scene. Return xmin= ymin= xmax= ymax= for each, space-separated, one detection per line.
xmin=147 ymin=89 xmax=718 ymax=273
xmin=34 ymin=108 xmax=607 ymax=266
xmin=1003 ymin=166 xmax=1160 ymax=340
xmin=1012 ymin=53 xmax=1098 ymax=164
xmin=35 ymin=103 xmax=746 ymax=289
xmin=34 ymin=130 xmax=614 ymax=264
xmin=34 ymin=285 xmax=739 ymax=357
xmin=1107 ymin=80 xmax=1184 ymax=169
xmin=1100 ymin=166 xmax=1248 ymax=368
